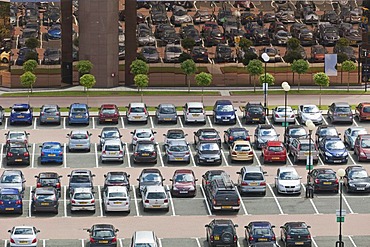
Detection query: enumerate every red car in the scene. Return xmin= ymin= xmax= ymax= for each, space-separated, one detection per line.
xmin=355 ymin=102 xmax=370 ymax=122
xmin=98 ymin=104 xmax=119 ymax=124
xmin=354 ymin=134 xmax=370 ymax=161
xmin=170 ymin=169 xmax=197 ymax=197
xmin=262 ymin=141 xmax=287 ymax=163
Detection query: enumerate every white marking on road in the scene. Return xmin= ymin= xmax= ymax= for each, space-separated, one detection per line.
xmin=40 ymin=30 xmax=43 ymax=49
xmin=28 ymin=186 xmax=33 ymax=217
xmin=287 ymin=155 xmax=294 ymax=166
xmin=353 ymin=118 xmax=359 ymax=127
xmin=119 ymin=238 xmax=123 ymax=247
xmin=236 ymin=115 xmax=242 ymax=127
xmin=194 ymin=237 xmax=201 ymax=247
xmin=348 ymin=151 xmax=358 ymax=166
xmin=120 ymin=117 xmax=125 ymax=129
xmin=132 ymin=185 xmax=140 ymax=217
xmin=94 ymin=143 xmax=99 ymax=168
xmin=158 ymin=238 xmax=163 ymax=247
xmin=200 ymin=185 xmax=212 ymax=216
xmin=63 ymin=117 xmax=66 ymax=129
xmin=267 ymin=184 xmax=285 ymax=215
xmin=221 ymin=149 xmax=229 ymax=166
xmin=348 ymin=236 xmax=357 ymax=247
xmin=4 ymin=240 xmax=7 ymax=247
xmin=265 ymin=116 xmax=271 ymax=125
xmin=33 ymin=117 xmax=37 ymax=129
xmin=4 ymin=118 xmax=7 ymax=130
xmin=63 ymin=185 xmax=67 ymax=217
xmin=254 ymin=150 xmax=262 ymax=167
xmin=342 ymin=192 xmax=355 ymax=214
xmin=125 ymin=143 xmax=131 ymax=168
xmin=166 ymin=185 xmax=176 ymax=216
xmin=0 ymin=143 xmax=3 ymax=169
xmin=235 ymin=186 xmax=248 ymax=215
xmin=322 ymin=116 xmax=328 ymax=125
xmin=43 ymin=239 xmax=46 ymax=247
xmin=237 ymin=241 xmax=241 ymax=247
xmin=156 ymin=142 xmax=164 ymax=167
xmin=150 ymin=116 xmax=154 ymax=129
xmin=301 ymin=183 xmax=320 ymax=214
xmin=63 ymin=143 xmax=67 ymax=168
xmin=207 ymin=116 xmax=213 ymax=128
xmin=98 ymin=185 xmax=103 ymax=217
xmin=318 ymin=155 xmax=326 ymax=166
xmin=190 ymin=147 xmax=196 ymax=167
xmin=80 ymin=239 xmax=84 ymax=247
xmin=31 ymin=143 xmax=35 ymax=168
xmin=92 ymin=117 xmax=95 ymax=129
xmin=178 ymin=116 xmax=184 ymax=128
xmin=295 ymin=118 xmax=300 ymax=125
xmin=312 ymin=237 xmax=318 ymax=247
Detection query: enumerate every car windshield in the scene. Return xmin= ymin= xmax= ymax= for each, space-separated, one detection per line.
xmin=280 ymin=171 xmax=299 ymax=180
xmin=105 ymin=145 xmax=121 ymax=151
xmin=244 ymin=172 xmax=263 ymax=180
xmin=303 ymin=105 xmax=319 ymax=113
xmin=363 ymin=106 xmax=370 ymax=113
xmin=108 ymin=174 xmax=127 ymax=183
xmin=188 ymin=107 xmax=203 ymax=113
xmin=320 ymin=128 xmax=337 ymax=136
xmin=70 ymin=175 xmax=90 ymax=183
xmin=9 ymin=147 xmax=27 ymax=153
xmin=300 ymin=143 xmax=315 ymax=151
xmin=42 ymin=107 xmax=57 ymax=113
xmin=39 ymin=178 xmax=57 ymax=186
xmin=213 ymin=225 xmax=234 ymax=235
xmin=253 ymin=228 xmax=272 ymax=235
xmin=167 ymin=46 xmax=181 ymax=53
xmin=361 ymin=139 xmax=370 ymax=148
xmin=167 ymin=132 xmax=184 ymax=139
xmin=36 ymin=193 xmax=55 ymax=201
xmin=289 ymin=228 xmax=310 ymax=235
xmin=289 ymin=128 xmax=306 ymax=136
xmin=9 ymin=133 xmax=25 ymax=139
xmin=93 ymin=230 xmax=114 ymax=238
xmin=159 ymin=106 xmax=176 ymax=114
xmin=249 ymin=106 xmax=263 ymax=113
xmin=136 ymin=132 xmax=152 ymax=138
xmin=169 ymin=145 xmax=188 ymax=152
xmin=276 ymin=107 xmax=292 ymax=112
xmin=201 ymin=131 xmax=218 ymax=138
xmin=102 ymin=131 xmax=120 ymax=138
xmin=12 ymin=108 xmax=29 ymax=113
xmin=0 ymin=194 xmax=19 ymax=200
xmin=141 ymin=173 xmax=161 ymax=182
xmin=147 ymin=192 xmax=166 ymax=199
xmin=43 ymin=143 xmax=61 ymax=149
xmin=317 ymin=172 xmax=336 ymax=179
xmin=130 ymin=107 xmax=145 ymax=113
xmin=1 ymin=174 xmax=21 ymax=183
xmin=174 ymin=173 xmax=194 ymax=182
xmin=335 ymin=107 xmax=351 ymax=113
xmin=349 ymin=170 xmax=368 ymax=179
xmin=71 ymin=134 xmax=88 ymax=139
xmin=325 ymin=140 xmax=345 ymax=150
xmin=72 ymin=107 xmax=86 ymax=113
xmin=137 ymin=144 xmax=155 ymax=152
xmin=74 ymin=193 xmax=93 ymax=199
xmin=260 ymin=129 xmax=277 ymax=136
xmin=14 ymin=228 xmax=33 ymax=235
xmin=101 ymin=108 xmax=116 ymax=114
xmin=108 ymin=192 xmax=126 ymax=198
xmin=351 ymin=129 xmax=367 ymax=137
xmin=134 ymin=244 xmax=155 ymax=247
xmin=200 ymin=143 xmax=219 ymax=151
xmin=143 ymin=48 xmax=157 ymax=54
xmin=234 ymin=144 xmax=250 ymax=151
xmin=231 ymin=130 xmax=247 ymax=138
xmin=216 ymin=105 xmax=233 ymax=112
xmin=268 ymin=146 xmax=283 ymax=152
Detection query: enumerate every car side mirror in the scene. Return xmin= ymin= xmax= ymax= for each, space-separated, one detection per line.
xmin=92 ymin=174 xmax=95 ymax=177
xmin=154 ymin=132 xmax=157 ymax=134
xmin=163 ymin=134 xmax=166 ymax=136
xmin=307 ymin=226 xmax=311 ymax=228
xmin=67 ymin=175 xmax=71 ymax=177
xmin=39 ymin=145 xmax=42 ymax=148
xmin=280 ymin=226 xmax=284 ymax=229
xmin=234 ymin=224 xmax=238 ymax=227
xmin=89 ymin=134 xmax=92 ymax=136
xmin=104 ymin=175 xmax=107 ymax=178
xmin=137 ymin=178 xmax=139 ymax=181
xmin=98 ymin=135 xmax=101 ymax=138
xmin=170 ymin=179 xmax=173 ymax=181
xmin=205 ymin=224 xmax=210 ymax=227
xmin=338 ymin=133 xmax=341 ymax=136
xmin=271 ymin=225 xmax=275 ymax=228
xmin=263 ymin=171 xmax=267 ymax=174
xmin=236 ymin=172 xmax=241 ymax=174
xmin=185 ymin=134 xmax=188 ymax=136
xmin=115 ymin=229 xmax=119 ymax=232
xmin=195 ymin=179 xmax=198 ymax=181
xmin=34 ymin=175 xmax=38 ymax=178
xmin=31 ymin=190 xmax=35 ymax=193
xmin=59 ymin=176 xmax=63 ymax=178
xmin=8 ymin=230 xmax=11 ymax=233
xmin=202 ymin=175 xmax=206 ymax=179
xmin=23 ymin=180 xmax=26 ymax=183
xmin=193 ymin=132 xmax=196 ymax=135
xmin=277 ymin=134 xmax=280 ymax=137
xmin=130 ymin=132 xmax=134 ymax=134
xmin=67 ymin=134 xmax=70 ymax=137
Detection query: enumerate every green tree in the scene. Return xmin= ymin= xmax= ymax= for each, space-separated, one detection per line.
xmin=25 ymin=51 xmax=38 ymax=62
xmin=241 ymin=51 xmax=258 ymax=66
xmin=80 ymin=74 xmax=96 ymax=104
xmin=259 ymin=73 xmax=275 ymax=86
xmin=239 ymin=37 xmax=253 ymax=51
xmin=181 ymin=59 xmax=197 ymax=92
xmin=134 ymin=74 xmax=149 ymax=102
xmin=20 ymin=71 xmax=36 ymax=102
xmin=342 ymin=60 xmax=356 ymax=92
xmin=336 ymin=38 xmax=350 ymax=48
xmin=181 ymin=37 xmax=196 ymax=52
xmin=283 ymin=50 xmax=303 ymax=64
xmin=195 ymin=72 xmax=212 ymax=103
xmin=23 ymin=59 xmax=38 ymax=73
xmin=246 ymin=59 xmax=263 ymax=91
xmin=77 ymin=60 xmax=93 ymax=75
xmin=287 ymin=38 xmax=301 ymax=50
xmin=25 ymin=37 xmax=40 ymax=49
xmin=130 ymin=59 xmax=149 ymax=76
xmin=313 ymin=72 xmax=330 ymax=108
xmin=337 ymin=53 xmax=348 ymax=84
xmin=178 ymin=52 xmax=192 ymax=63
xmin=291 ymin=59 xmax=309 ymax=92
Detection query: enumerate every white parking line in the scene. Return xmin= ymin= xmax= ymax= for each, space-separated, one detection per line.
xmin=287 ymin=155 xmax=294 ymax=166
xmin=4 ymin=240 xmax=7 ymax=247
xmin=312 ymin=237 xmax=318 ymax=247
xmin=301 ymin=183 xmax=320 ymax=214
xmin=80 ymin=239 xmax=84 ymax=247
xmin=150 ymin=116 xmax=154 ymax=129
xmin=207 ymin=116 xmax=213 ymax=128
xmin=294 ymin=118 xmax=300 ymax=125
xmin=190 ymin=148 xmax=196 ymax=167
xmin=63 ymin=185 xmax=68 ymax=217
xmin=132 ymin=185 xmax=140 ymax=217
xmin=33 ymin=118 xmax=37 ymax=129
xmin=318 ymin=156 xmax=326 ymax=166
xmin=236 ymin=115 xmax=242 ymax=127
xmin=253 ymin=150 xmax=262 ymax=167
xmin=200 ymin=185 xmax=212 ymax=216
xmin=348 ymin=151 xmax=358 ymax=166
xmin=94 ymin=143 xmax=99 ymax=168
xmin=322 ymin=116 xmax=328 ymax=125
xmin=156 ymin=143 xmax=164 ymax=167
xmin=119 ymin=238 xmax=123 ymax=247
xmin=348 ymin=236 xmax=358 ymax=247
xmin=4 ymin=118 xmax=7 ymax=130
xmin=31 ymin=143 xmax=35 ymax=168
xmin=353 ymin=118 xmax=359 ymax=127
xmin=166 ymin=185 xmax=176 ymax=216
xmin=158 ymin=238 xmax=163 ymax=247
xmin=178 ymin=116 xmax=184 ymax=128
xmin=97 ymin=185 xmax=103 ymax=217
xmin=221 ymin=149 xmax=229 ymax=166
xmin=92 ymin=117 xmax=95 ymax=129
xmin=342 ymin=192 xmax=355 ymax=214
xmin=0 ymin=143 xmax=3 ymax=169
xmin=63 ymin=143 xmax=67 ymax=168
xmin=28 ymin=186 xmax=33 ymax=217
xmin=235 ymin=186 xmax=248 ymax=215
xmin=125 ymin=143 xmax=131 ymax=168
xmin=267 ymin=184 xmax=285 ymax=215
xmin=121 ymin=117 xmax=125 ymax=129
xmin=194 ymin=237 xmax=201 ymax=247
xmin=63 ymin=118 xmax=66 ymax=129
xmin=42 ymin=239 xmax=46 ymax=247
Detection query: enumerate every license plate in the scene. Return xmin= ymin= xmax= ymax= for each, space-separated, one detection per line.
xmin=48 ymin=154 xmax=56 ymax=157
xmin=304 ymin=152 xmax=309 ymax=156
xmin=272 ymin=157 xmax=280 ymax=160
xmin=5 ymin=208 xmax=14 ymax=211
xmin=258 ymin=238 xmax=268 ymax=241
xmin=357 ymin=187 xmax=365 ymax=190
xmin=295 ymin=242 xmax=304 ymax=245
xmin=249 ymin=182 xmax=258 ymax=186
xmin=334 ymin=160 xmax=342 ymax=163
xmin=222 ymin=206 xmax=232 ymax=209
xmin=105 ymin=119 xmax=112 ymax=121
xmin=214 ymin=236 xmax=220 ymax=241
xmin=253 ymin=118 xmax=259 ymax=121
xmin=179 ymin=191 xmax=188 ymax=194
xmin=99 ymin=241 xmax=109 ymax=244
xmin=76 ymin=144 xmax=83 ymax=147
xmin=206 ymin=159 xmax=214 ymax=162
xmin=152 ymin=205 xmax=160 ymax=208
xmin=175 ymin=158 xmax=183 ymax=160
xmin=164 ymin=118 xmax=171 ymax=121
xmin=18 ymin=116 xmax=24 ymax=118
xmin=47 ymin=118 xmax=53 ymax=120
xmin=192 ymin=114 xmax=199 ymax=117
xmin=19 ymin=241 xmax=28 ymax=244
xmin=79 ymin=202 xmax=87 ymax=204
xmin=323 ymin=182 xmax=332 ymax=185
xmin=109 ymin=152 xmax=118 ymax=155
xmin=114 ymin=202 xmax=122 ymax=204
xmin=15 ymin=159 xmax=22 ymax=162
xmin=239 ymin=152 xmax=247 ymax=154
xmin=366 ymin=117 xmax=370 ymax=120
xmin=41 ymin=202 xmax=49 ymax=206
xmin=134 ymin=116 xmax=141 ymax=119
xmin=340 ymin=114 xmax=347 ymax=117
xmin=142 ymin=153 xmax=149 ymax=156
xmin=76 ymin=116 xmax=82 ymax=118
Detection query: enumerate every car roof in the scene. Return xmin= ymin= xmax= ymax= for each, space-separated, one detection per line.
xmin=102 ymin=127 xmax=119 ymax=131
xmin=142 ymin=168 xmax=161 ymax=174
xmin=279 ymin=166 xmax=297 ymax=173
xmin=100 ymin=104 xmax=117 ymax=108
xmin=70 ymin=130 xmax=89 ymax=134
xmin=13 ymin=226 xmax=35 ymax=229
xmin=74 ymin=188 xmax=93 ymax=193
xmin=104 ymin=139 xmax=122 ymax=145
xmin=215 ymin=100 xmax=233 ymax=105
xmin=12 ymin=104 xmax=30 ymax=108
xmin=258 ymin=124 xmax=274 ymax=129
xmin=38 ymin=172 xmax=59 ymax=178
xmin=332 ymin=102 xmax=350 ymax=107
xmin=199 ymin=128 xmax=217 ymax=132
xmin=233 ymin=140 xmax=250 ymax=145
xmin=348 ymin=127 xmax=366 ymax=131
xmin=315 ymin=168 xmax=335 ymax=173
xmin=135 ymin=129 xmax=152 ymax=133
xmin=35 ymin=187 xmax=56 ymax=193
xmin=2 ymin=170 xmax=22 ymax=176
xmin=167 ymin=129 xmax=184 ymax=134
xmin=93 ymin=224 xmax=115 ymax=230
xmin=159 ymin=103 xmax=175 ymax=107
xmin=174 ymin=169 xmax=193 ymax=175
xmin=71 ymin=169 xmax=91 ymax=175
xmin=213 ymin=219 xmax=234 ymax=225
xmin=70 ymin=103 xmax=88 ymax=108
xmin=186 ymin=102 xmax=204 ymax=107
xmin=134 ymin=231 xmax=156 ymax=243
xmin=285 ymin=222 xmax=308 ymax=228
xmin=136 ymin=140 xmax=155 ymax=145
xmin=168 ymin=140 xmax=188 ymax=146
xmin=250 ymin=221 xmax=272 ymax=227
xmin=107 ymin=171 xmax=127 ymax=176
xmin=106 ymin=186 xmax=128 ymax=193
xmin=266 ymin=141 xmax=283 ymax=146
xmin=359 ymin=134 xmax=370 ymax=139
xmin=287 ymin=125 xmax=304 ymax=130
xmin=145 ymin=185 xmax=166 ymax=192
xmin=206 ymin=170 xmax=225 ymax=175
xmin=41 ymin=104 xmax=58 ymax=108
xmin=42 ymin=142 xmax=61 ymax=146
xmin=0 ymin=188 xmax=20 ymax=194
xmin=130 ymin=102 xmax=146 ymax=107
xmin=244 ymin=166 xmax=264 ymax=172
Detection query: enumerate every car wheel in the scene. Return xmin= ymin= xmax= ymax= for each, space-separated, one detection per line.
xmin=143 ymin=207 xmax=148 ymax=212
xmin=87 ymin=148 xmax=91 ymax=152
xmin=54 ymin=209 xmax=58 ymax=214
xmin=145 ymin=119 xmax=148 ymax=124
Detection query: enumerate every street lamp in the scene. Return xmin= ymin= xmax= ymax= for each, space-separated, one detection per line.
xmin=262 ymin=53 xmax=269 ymax=115
xmin=305 ymin=119 xmax=315 ymax=198
xmin=336 ymin=168 xmax=346 ymax=247
xmin=282 ymin=81 xmax=290 ymax=145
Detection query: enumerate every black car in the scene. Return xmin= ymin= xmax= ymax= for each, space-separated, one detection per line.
xmin=158 ymin=30 xmax=181 ymax=46
xmin=316 ymin=23 xmax=339 ymax=46
xmin=133 ymin=141 xmax=157 ymax=164
xmin=290 ymin=23 xmax=306 ymax=38
xmin=307 ymin=168 xmax=339 ymax=193
xmin=191 ymin=46 xmax=209 ymax=63
xmin=85 ymin=224 xmax=119 ymax=247
xmin=206 ymin=219 xmax=239 ymax=247
xmin=15 ymin=47 xmax=38 ymax=66
xmin=194 ymin=128 xmax=221 ymax=146
xmin=225 ymin=29 xmax=247 ymax=47
xmin=31 ymin=187 xmax=59 ymax=214
xmin=103 ymin=171 xmax=130 ymax=191
xmin=298 ymin=29 xmax=315 ymax=46
xmin=280 ymin=222 xmax=312 ymax=247
xmin=284 ymin=125 xmax=307 ymax=146
xmin=343 ymin=166 xmax=370 ymax=193
xmin=154 ymin=23 xmax=175 ymax=39
xmin=193 ymin=9 xmax=215 ymax=24
xmin=140 ymin=46 xmax=160 ymax=63
xmin=5 ymin=142 xmax=30 ymax=166
xmin=321 ymin=10 xmax=340 ymax=24
xmin=245 ymin=221 xmax=276 ymax=245
xmin=223 ymin=127 xmax=250 ymax=146
xmin=315 ymin=125 xmax=339 ymax=144
xmin=243 ymin=102 xmax=265 ymax=124
xmin=251 ymin=27 xmax=270 ymax=46
xmin=203 ymin=28 xmax=225 ymax=47
xmin=334 ymin=46 xmax=357 ymax=62
xmin=35 ymin=172 xmax=62 ymax=197
xmin=201 ymin=170 xmax=226 ymax=190
xmin=42 ymin=48 xmax=61 ymax=65
xmin=137 ymin=168 xmax=165 ymax=193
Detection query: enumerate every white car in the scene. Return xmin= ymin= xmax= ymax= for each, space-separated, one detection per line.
xmin=131 ymin=129 xmax=156 ymax=146
xmin=183 ymin=102 xmax=206 ymax=124
xmin=103 ymin=186 xmax=130 ymax=213
xmin=126 ymin=102 xmax=149 ymax=123
xmin=274 ymin=166 xmax=302 ymax=194
xmin=141 ymin=185 xmax=169 ymax=212
xmin=8 ymin=226 xmax=40 ymax=247
xmin=271 ymin=106 xmax=295 ymax=123
xmin=70 ymin=188 xmax=95 ymax=212
xmin=101 ymin=139 xmax=125 ymax=163
xmin=131 ymin=231 xmax=160 ymax=247
xmin=163 ymin=129 xmax=187 ymax=145
xmin=5 ymin=130 xmax=29 ymax=145
xmin=297 ymin=104 xmax=323 ymax=125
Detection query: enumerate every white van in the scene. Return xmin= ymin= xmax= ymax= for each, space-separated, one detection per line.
xmin=103 ymin=186 xmax=130 ymax=213
xmin=183 ymin=102 xmax=206 ymax=124
xmin=131 ymin=231 xmax=159 ymax=247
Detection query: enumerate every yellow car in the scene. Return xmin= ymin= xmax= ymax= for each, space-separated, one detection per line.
xmin=0 ymin=51 xmax=10 ymax=63
xmin=229 ymin=140 xmax=254 ymax=162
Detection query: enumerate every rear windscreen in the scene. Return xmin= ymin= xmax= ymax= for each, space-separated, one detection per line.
xmin=188 ymin=108 xmax=203 ymax=113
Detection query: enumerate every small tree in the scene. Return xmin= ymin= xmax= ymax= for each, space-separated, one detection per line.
xmin=130 ymin=59 xmax=149 ymax=76
xmin=336 ymin=38 xmax=350 ymax=48
xmin=239 ymin=37 xmax=253 ymax=51
xmin=195 ymin=72 xmax=212 ymax=103
xmin=25 ymin=37 xmax=40 ymax=49
xmin=291 ymin=59 xmax=309 ymax=92
xmin=313 ymin=72 xmax=330 ymax=108
xmin=181 ymin=37 xmax=196 ymax=52
xmin=134 ymin=74 xmax=149 ymax=102
xmin=25 ymin=51 xmax=38 ymax=62
xmin=246 ymin=59 xmax=263 ymax=91
xmin=286 ymin=38 xmax=301 ymax=50
xmin=80 ymin=74 xmax=96 ymax=104
xmin=77 ymin=60 xmax=93 ymax=75
xmin=178 ymin=52 xmax=192 ymax=63
xmin=259 ymin=73 xmax=275 ymax=86
xmin=342 ymin=60 xmax=356 ymax=92
xmin=23 ymin=59 xmax=38 ymax=73
xmin=20 ymin=71 xmax=36 ymax=102
xmin=181 ymin=59 xmax=197 ymax=92
xmin=242 ymin=51 xmax=258 ymax=66
xmin=283 ymin=50 xmax=303 ymax=64
xmin=337 ymin=53 xmax=349 ymax=84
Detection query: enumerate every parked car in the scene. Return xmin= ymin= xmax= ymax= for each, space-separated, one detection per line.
xmin=213 ymin=100 xmax=236 ymax=124
xmin=194 ymin=128 xmax=221 ymax=146
xmin=103 ymin=186 xmax=130 ymax=213
xmin=40 ymin=142 xmax=63 ymax=164
xmin=289 ymin=137 xmax=318 ymax=164
xmin=46 ymin=23 xmax=61 ymax=40
xmin=272 ymin=30 xmax=292 ymax=46
xmin=259 ymin=46 xmax=282 ymax=62
xmin=315 ymin=125 xmax=339 ymax=144
xmin=245 ymin=221 xmax=276 ymax=245
xmin=164 ymin=140 xmax=190 ymax=164
xmin=297 ymin=104 xmax=323 ymax=124
xmin=193 ymin=9 xmax=214 ymax=24
xmin=195 ymin=142 xmax=222 ymax=165
xmin=327 ymin=102 xmax=353 ymax=124
xmin=141 ymin=185 xmax=169 ymax=212
xmin=8 ymin=226 xmax=40 ymax=247
xmin=0 ymin=170 xmax=26 ymax=194
xmin=229 ymin=141 xmax=254 ymax=162
xmin=310 ymin=45 xmax=327 ymax=63
xmin=205 ymin=219 xmax=239 ymax=247
xmin=202 ymin=170 xmax=227 ymax=190
xmin=243 ymin=102 xmax=265 ymax=124
xmin=126 ymin=102 xmax=149 ymax=124
xmin=155 ymin=103 xmax=177 ymax=124
xmin=42 ymin=48 xmax=61 ymax=65
xmin=0 ymin=188 xmax=23 ymax=214
xmin=85 ymin=224 xmax=119 ymax=247
xmin=254 ymin=124 xmax=280 ymax=149
xmin=31 ymin=187 xmax=59 ymax=214
xmin=103 ymin=171 xmax=130 ymax=191
xmin=308 ymin=168 xmax=339 ymax=193
xmin=68 ymin=169 xmax=95 ymax=196
xmin=131 ymin=231 xmax=160 ymax=247
xmin=164 ymin=44 xmax=182 ymax=63
xmin=183 ymin=102 xmax=206 ymax=124
xmin=133 ymin=141 xmax=157 ymax=164
xmin=35 ymin=172 xmax=62 ymax=196
xmin=280 ymin=222 xmax=312 ymax=247
xmin=319 ymin=136 xmax=348 ymax=164
xmin=274 ymin=167 xmax=301 ymax=194
xmin=140 ymin=46 xmax=160 ymax=63
xmin=191 ymin=46 xmax=209 ymax=63
xmin=170 ymin=5 xmax=192 ymax=26
xmin=67 ymin=103 xmax=90 ymax=125
xmin=70 ymin=187 xmax=95 ymax=212
xmin=170 ymin=169 xmax=197 ymax=197
xmin=163 ymin=129 xmax=187 ymax=144
xmin=343 ymin=165 xmax=370 ymax=193
xmin=5 ymin=142 xmax=30 ymax=166
xmin=39 ymin=104 xmax=61 ymax=125
xmin=101 ymin=139 xmax=125 ymax=163
xmin=284 ymin=125 xmax=307 ymax=146
xmin=354 ymin=134 xmax=370 ymax=162
xmin=344 ymin=127 xmax=367 ymax=150
xmin=9 ymin=104 xmax=33 ymax=125
xmin=137 ymin=168 xmax=164 ymax=193
xmin=67 ymin=130 xmax=92 ymax=152
xmin=261 ymin=140 xmax=287 ymax=163
xmin=131 ymin=129 xmax=156 ymax=146
xmin=355 ymin=102 xmax=370 ymax=122
xmin=98 ymin=104 xmax=119 ymax=124
xmin=224 ymin=127 xmax=250 ymax=146
xmin=271 ymin=106 xmax=295 ymax=123
xmin=98 ymin=127 xmax=122 ymax=150
xmin=214 ymin=44 xmax=235 ymax=63
xmin=237 ymin=166 xmax=267 ymax=195
xmin=5 ymin=130 xmax=29 ymax=146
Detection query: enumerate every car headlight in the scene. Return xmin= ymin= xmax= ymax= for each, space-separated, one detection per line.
xmin=325 ymin=151 xmax=333 ymax=157
xmin=279 ymin=184 xmax=285 ymax=188
xmin=230 ymin=115 xmax=235 ymax=119
xmin=349 ymin=183 xmax=355 ymax=187
xmin=173 ymin=187 xmax=179 ymax=190
xmin=216 ymin=115 xmax=222 ymax=119
xmin=343 ymin=152 xmax=348 ymax=157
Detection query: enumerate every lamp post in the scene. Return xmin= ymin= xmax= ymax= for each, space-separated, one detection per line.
xmin=281 ymin=81 xmax=290 ymax=145
xmin=262 ymin=53 xmax=269 ymax=115
xmin=305 ymin=119 xmax=315 ymax=198
xmin=336 ymin=168 xmax=346 ymax=247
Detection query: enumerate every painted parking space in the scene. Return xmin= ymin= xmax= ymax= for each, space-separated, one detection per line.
xmin=45 ymin=239 xmax=82 ymax=247
xmin=312 ymin=195 xmax=352 ymax=215
xmin=65 ymin=144 xmax=96 ymax=169
xmin=161 ymin=238 xmax=200 ymax=247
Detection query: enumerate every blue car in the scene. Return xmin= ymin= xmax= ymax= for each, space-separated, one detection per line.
xmin=47 ymin=23 xmax=61 ymax=40
xmin=318 ymin=136 xmax=348 ymax=164
xmin=40 ymin=142 xmax=63 ymax=164
xmin=245 ymin=221 xmax=276 ymax=245
xmin=0 ymin=188 xmax=23 ymax=214
xmin=68 ymin=103 xmax=90 ymax=125
xmin=9 ymin=103 xmax=33 ymax=125
xmin=213 ymin=99 xmax=237 ymax=124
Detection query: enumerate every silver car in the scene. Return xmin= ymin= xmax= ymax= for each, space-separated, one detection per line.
xmin=0 ymin=170 xmax=26 ymax=194
xmin=126 ymin=102 xmax=149 ymax=124
xmin=274 ymin=166 xmax=302 ymax=194
xmin=164 ymin=44 xmax=182 ymax=63
xmin=297 ymin=104 xmax=323 ymax=125
xmin=196 ymin=142 xmax=222 ymax=165
xmin=155 ymin=103 xmax=177 ymax=124
xmin=39 ymin=104 xmax=61 ymax=125
xmin=344 ymin=127 xmax=368 ymax=150
xmin=98 ymin=127 xmax=122 ymax=150
xmin=101 ymin=139 xmax=125 ymax=163
xmin=237 ymin=166 xmax=267 ymax=195
xmin=163 ymin=129 xmax=187 ymax=145
xmin=141 ymin=185 xmax=169 ymax=211
xmin=0 ymin=105 xmax=5 ymax=125
xmin=165 ymin=140 xmax=190 ymax=164
xmin=271 ymin=106 xmax=295 ymax=123
xmin=5 ymin=130 xmax=29 ymax=145
xmin=67 ymin=130 xmax=92 ymax=152
xmin=131 ymin=129 xmax=156 ymax=146
xmin=70 ymin=188 xmax=95 ymax=212
xmin=102 ymin=186 xmax=130 ymax=213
